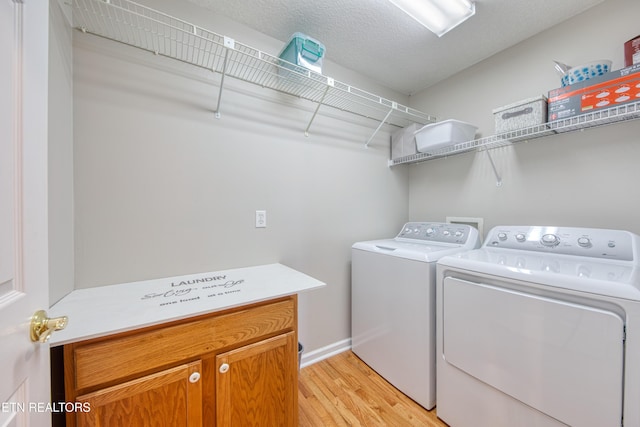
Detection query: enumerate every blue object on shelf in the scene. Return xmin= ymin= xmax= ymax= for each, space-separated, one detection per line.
xmin=278 ymin=32 xmax=326 ymax=75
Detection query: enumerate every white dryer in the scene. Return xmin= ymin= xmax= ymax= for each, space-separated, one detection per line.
xmin=351 ymin=222 xmax=480 ymax=410
xmin=436 ymin=225 xmax=640 ymax=427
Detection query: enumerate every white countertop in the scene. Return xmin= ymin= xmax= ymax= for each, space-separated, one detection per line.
xmin=48 ymin=263 xmax=325 ymax=346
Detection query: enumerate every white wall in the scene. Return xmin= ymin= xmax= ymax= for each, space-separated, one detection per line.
xmin=408 ymin=0 xmax=640 ymax=237
xmin=61 ymin=0 xmax=640 ymax=356
xmin=70 ymin=0 xmax=410 ymax=353
xmin=49 ymin=1 xmax=74 ymax=305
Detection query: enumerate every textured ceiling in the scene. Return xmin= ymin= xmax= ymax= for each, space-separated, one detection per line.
xmin=187 ymin=0 xmax=606 ymax=95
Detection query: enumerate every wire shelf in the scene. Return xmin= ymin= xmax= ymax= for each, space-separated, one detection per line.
xmin=72 ymin=0 xmax=436 ymax=135
xmin=389 ymin=100 xmax=640 ymax=166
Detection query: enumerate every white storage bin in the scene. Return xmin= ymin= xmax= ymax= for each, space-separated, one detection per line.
xmin=391 ymin=123 xmax=420 ymax=160
xmin=415 ymin=119 xmax=477 ymax=154
xmin=493 ymin=96 xmax=547 ymax=134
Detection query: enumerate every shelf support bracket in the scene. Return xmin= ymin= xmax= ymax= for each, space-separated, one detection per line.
xmin=486 ymin=150 xmax=503 ymax=187
xmin=365 ymin=103 xmax=396 ymax=147
xmin=214 ymin=37 xmax=235 ymax=119
xmin=304 ymin=78 xmax=334 ymax=137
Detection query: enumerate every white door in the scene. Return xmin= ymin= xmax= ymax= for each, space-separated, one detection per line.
xmin=1 ymin=1 xmax=52 ymax=426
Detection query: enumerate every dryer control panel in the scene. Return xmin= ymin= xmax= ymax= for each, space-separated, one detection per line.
xmin=396 ymin=222 xmax=477 ymax=245
xmin=484 ymin=225 xmax=637 ymax=261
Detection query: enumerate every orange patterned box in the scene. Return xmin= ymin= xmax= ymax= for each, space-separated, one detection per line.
xmin=580 ymin=72 xmax=640 ymax=112
xmin=548 ymin=64 xmax=640 ymax=121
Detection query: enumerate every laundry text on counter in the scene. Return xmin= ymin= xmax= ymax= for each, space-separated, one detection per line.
xmin=141 ymin=277 xmax=246 ymax=306
xmin=171 ymin=275 xmax=227 ymax=287
xmin=201 ymin=279 xmax=244 ymax=290
xmin=141 ymin=288 xmax=194 ymax=300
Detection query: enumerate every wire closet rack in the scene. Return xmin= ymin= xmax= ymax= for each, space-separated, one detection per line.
xmin=389 ymin=99 xmax=640 ymax=166
xmin=72 ymin=0 xmax=436 ymax=145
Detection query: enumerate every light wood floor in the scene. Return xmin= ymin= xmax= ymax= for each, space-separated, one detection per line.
xmin=298 ymin=350 xmax=448 ymax=426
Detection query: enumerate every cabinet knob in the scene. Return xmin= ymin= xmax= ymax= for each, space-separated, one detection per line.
xmin=219 ymin=363 xmax=229 ymax=374
xmin=189 ymin=372 xmax=201 ymax=383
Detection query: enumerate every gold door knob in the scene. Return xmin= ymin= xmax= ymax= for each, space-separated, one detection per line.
xmin=30 ymin=310 xmax=68 ymax=343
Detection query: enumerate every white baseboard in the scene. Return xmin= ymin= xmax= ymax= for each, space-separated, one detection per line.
xmin=300 ymin=338 xmax=351 ymax=369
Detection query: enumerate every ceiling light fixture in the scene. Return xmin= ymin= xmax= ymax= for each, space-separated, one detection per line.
xmin=388 ymin=0 xmax=476 ymax=37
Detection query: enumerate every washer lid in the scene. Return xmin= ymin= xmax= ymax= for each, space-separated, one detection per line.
xmin=438 ymin=248 xmax=640 ymax=301
xmin=353 ymin=239 xmax=476 ymax=263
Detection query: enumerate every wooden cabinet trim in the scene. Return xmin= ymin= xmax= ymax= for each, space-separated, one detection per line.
xmin=76 ymin=361 xmax=200 ymax=407
xmin=71 ymin=297 xmax=295 ymax=392
xmin=74 ymin=361 xmax=202 ymax=427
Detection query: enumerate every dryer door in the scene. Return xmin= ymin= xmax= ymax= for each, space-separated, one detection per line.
xmin=442 ymin=277 xmax=624 ymax=427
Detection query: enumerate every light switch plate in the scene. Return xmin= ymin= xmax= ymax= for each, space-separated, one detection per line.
xmin=255 ymin=210 xmax=266 ymax=228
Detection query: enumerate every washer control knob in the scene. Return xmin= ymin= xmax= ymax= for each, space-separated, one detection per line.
xmin=541 ymin=234 xmax=560 ymax=247
xmin=497 ymin=232 xmax=508 ymax=241
xmin=455 ymin=231 xmax=463 ymax=237
xmin=577 ymin=237 xmax=592 ymax=248
xmin=443 ymin=230 xmax=451 ymax=236
xmin=515 ymin=233 xmax=526 ymax=242
xmin=426 ymin=228 xmax=435 ymax=236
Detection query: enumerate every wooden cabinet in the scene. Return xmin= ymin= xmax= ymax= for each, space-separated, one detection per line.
xmin=75 ymin=361 xmax=202 ymax=427
xmin=216 ymin=332 xmax=297 ymax=426
xmin=60 ymin=296 xmax=298 ymax=427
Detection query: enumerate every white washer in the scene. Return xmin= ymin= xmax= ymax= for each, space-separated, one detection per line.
xmin=436 ymin=225 xmax=640 ymax=427
xmin=351 ymin=222 xmax=480 ymax=409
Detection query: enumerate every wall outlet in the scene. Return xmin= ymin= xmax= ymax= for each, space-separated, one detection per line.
xmin=255 ymin=210 xmax=267 ymax=228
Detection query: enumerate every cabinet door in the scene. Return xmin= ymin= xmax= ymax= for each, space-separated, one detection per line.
xmin=216 ymin=332 xmax=297 ymax=427
xmin=75 ymin=361 xmax=202 ymax=427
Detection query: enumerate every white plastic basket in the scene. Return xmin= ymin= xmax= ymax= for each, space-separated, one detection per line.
xmin=415 ymin=119 xmax=477 ymax=154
